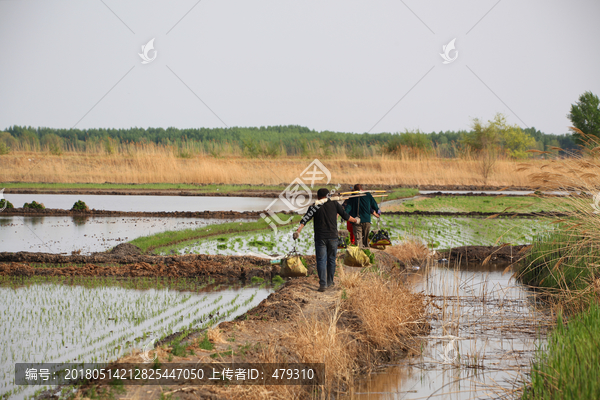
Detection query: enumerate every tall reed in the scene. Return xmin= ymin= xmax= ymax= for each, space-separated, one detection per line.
xmin=518 ymin=128 xmax=600 ymax=307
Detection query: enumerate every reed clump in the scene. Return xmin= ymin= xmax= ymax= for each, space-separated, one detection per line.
xmin=3 ymin=150 xmax=540 ymax=187
xmin=339 ymin=271 xmax=429 ymax=351
xmin=523 ymin=302 xmax=600 ymax=400
xmin=225 ymin=271 xmax=428 ymax=399
xmin=518 ymin=129 xmax=600 ymax=399
xmin=518 ymin=129 xmax=600 ymax=306
xmin=385 ymin=241 xmax=431 ymax=265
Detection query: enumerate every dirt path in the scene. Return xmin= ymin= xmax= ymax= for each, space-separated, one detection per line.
xmin=69 ymin=276 xmax=340 ymax=400
xmin=24 ymin=249 xmax=427 ymax=400
xmin=71 ymin=264 xmax=428 ymax=400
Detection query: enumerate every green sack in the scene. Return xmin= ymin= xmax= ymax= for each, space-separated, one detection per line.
xmin=343 ymin=245 xmax=371 ymax=267
xmin=280 ymin=256 xmax=307 ymax=277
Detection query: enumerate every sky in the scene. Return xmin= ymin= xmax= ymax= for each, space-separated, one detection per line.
xmin=0 ymin=0 xmax=599 ymax=135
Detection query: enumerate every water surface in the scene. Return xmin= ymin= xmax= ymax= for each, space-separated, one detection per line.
xmin=0 ymin=279 xmax=271 ymax=399
xmin=348 ymin=262 xmax=552 ymax=399
xmin=3 ymin=194 xmax=286 ymax=213
xmin=0 ymin=216 xmax=254 ymax=254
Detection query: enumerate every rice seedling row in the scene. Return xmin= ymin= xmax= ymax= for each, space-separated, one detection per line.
xmin=0 ymin=278 xmax=271 ymax=399
xmin=163 ymin=215 xmax=553 ymax=256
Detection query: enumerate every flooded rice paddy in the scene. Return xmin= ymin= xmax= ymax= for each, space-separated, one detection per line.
xmin=0 ymin=216 xmax=255 ymax=254
xmin=3 ymin=194 xmax=287 ymax=213
xmin=0 ymin=277 xmax=272 ymax=399
xmin=348 ymin=262 xmax=553 ymax=399
xmin=165 ymin=215 xmax=552 ymax=256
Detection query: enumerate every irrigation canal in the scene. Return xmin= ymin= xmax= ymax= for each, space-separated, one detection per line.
xmin=348 ymin=261 xmax=552 ymax=400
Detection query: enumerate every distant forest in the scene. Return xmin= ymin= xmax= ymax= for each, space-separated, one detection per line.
xmin=1 ymin=124 xmax=577 ymax=158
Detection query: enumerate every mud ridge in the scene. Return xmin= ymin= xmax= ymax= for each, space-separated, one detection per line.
xmin=438 ymin=244 xmax=530 ymax=263
xmin=385 ymin=210 xmax=566 ymax=217
xmin=0 ymin=256 xmax=277 ymax=283
xmin=4 ymin=184 xmax=536 ymax=197
xmin=5 ymin=188 xmax=288 ymax=198
xmin=71 ymin=251 xmax=428 ymax=400
xmin=1 ymin=208 xmax=292 ymax=218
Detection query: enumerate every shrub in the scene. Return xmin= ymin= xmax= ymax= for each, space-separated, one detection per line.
xmin=71 ymin=200 xmax=89 ymax=211
xmin=0 ymin=142 xmax=10 ymax=155
xmin=0 ymin=199 xmax=14 ymax=209
xmin=23 ymin=201 xmax=45 ymax=209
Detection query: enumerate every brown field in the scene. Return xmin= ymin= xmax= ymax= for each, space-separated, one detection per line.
xmin=0 ymin=149 xmax=542 ymax=187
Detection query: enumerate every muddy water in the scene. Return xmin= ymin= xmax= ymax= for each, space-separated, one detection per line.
xmin=3 ymin=194 xmax=286 ymax=212
xmin=0 ymin=216 xmax=255 ymax=254
xmin=0 ymin=280 xmax=272 ymax=400
xmin=349 ymin=262 xmax=553 ymax=400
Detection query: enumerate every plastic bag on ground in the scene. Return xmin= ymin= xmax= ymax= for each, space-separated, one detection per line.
xmin=280 ymin=256 xmax=307 ymax=277
xmin=344 ymin=245 xmax=371 ymax=267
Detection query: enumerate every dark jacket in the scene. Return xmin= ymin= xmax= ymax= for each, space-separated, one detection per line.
xmin=344 ymin=192 xmax=379 ymax=224
xmin=300 ymin=200 xmax=351 ymax=241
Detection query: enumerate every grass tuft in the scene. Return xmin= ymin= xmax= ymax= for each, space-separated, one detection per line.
xmin=523 ymin=302 xmax=600 ymax=400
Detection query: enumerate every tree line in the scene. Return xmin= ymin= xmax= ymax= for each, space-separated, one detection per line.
xmin=0 ymin=119 xmax=577 ymax=158
xmin=3 ymin=90 xmax=599 ymax=158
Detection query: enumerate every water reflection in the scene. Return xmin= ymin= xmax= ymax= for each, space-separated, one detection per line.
xmin=3 ymin=194 xmax=286 ymax=212
xmin=72 ymin=215 xmax=90 ymax=226
xmin=348 ymin=262 xmax=553 ymax=400
xmin=0 ymin=216 xmax=255 ymax=254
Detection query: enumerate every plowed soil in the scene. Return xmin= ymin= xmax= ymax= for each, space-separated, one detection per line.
xmin=0 ymin=255 xmax=278 ymax=283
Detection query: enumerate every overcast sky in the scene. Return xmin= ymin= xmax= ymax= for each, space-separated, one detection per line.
xmin=1 ymin=0 xmax=598 ymax=135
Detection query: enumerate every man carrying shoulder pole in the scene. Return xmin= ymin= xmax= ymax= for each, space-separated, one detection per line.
xmin=345 ymin=184 xmax=380 ymax=248
xmin=294 ymin=188 xmax=358 ymax=292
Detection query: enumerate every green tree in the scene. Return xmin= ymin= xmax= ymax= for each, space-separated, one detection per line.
xmin=568 ymin=91 xmax=600 ymax=142
xmin=0 ymin=132 xmax=17 ymax=154
xmin=463 ymin=113 xmax=535 ymax=159
xmin=501 ymin=124 xmax=535 ymax=159
xmin=41 ymin=133 xmax=63 ymax=155
xmin=384 ymin=130 xmax=432 ymax=154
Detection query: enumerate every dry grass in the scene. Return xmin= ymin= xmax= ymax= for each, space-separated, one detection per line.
xmin=223 ymin=271 xmax=428 ymax=400
xmin=385 ymin=241 xmax=432 ymax=265
xmin=0 ymin=149 xmax=543 ymax=186
xmin=338 ymin=270 xmax=428 ymax=352
xmin=207 ymin=327 xmax=226 ymax=344
xmin=518 ymin=129 xmax=600 ymax=306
